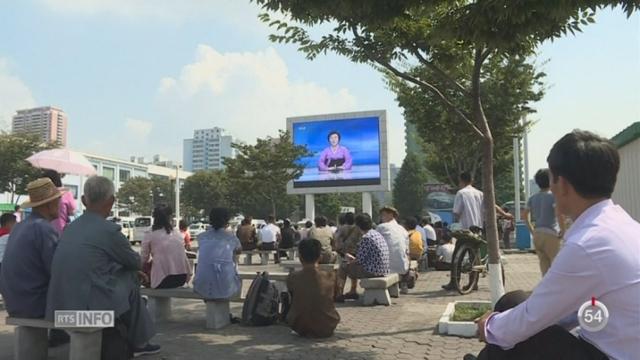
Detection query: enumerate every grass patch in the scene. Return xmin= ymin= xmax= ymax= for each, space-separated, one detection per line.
xmin=452 ymin=303 xmax=492 ymax=322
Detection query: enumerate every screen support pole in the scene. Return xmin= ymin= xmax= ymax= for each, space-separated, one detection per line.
xmin=305 ymin=194 xmax=315 ymax=221
xmin=362 ymin=192 xmax=373 ymax=216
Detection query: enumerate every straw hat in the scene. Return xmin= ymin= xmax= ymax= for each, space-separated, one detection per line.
xmin=21 ymin=178 xmax=63 ymax=208
xmin=379 ymin=206 xmax=399 ymax=217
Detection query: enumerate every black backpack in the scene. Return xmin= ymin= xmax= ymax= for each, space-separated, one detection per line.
xmin=241 ymin=271 xmax=280 ymax=326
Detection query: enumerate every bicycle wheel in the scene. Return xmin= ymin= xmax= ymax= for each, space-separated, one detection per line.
xmin=452 ymin=244 xmax=480 ymax=295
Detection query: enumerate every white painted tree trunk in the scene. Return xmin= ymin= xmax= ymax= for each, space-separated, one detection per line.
xmin=488 ymin=263 xmax=505 ymax=306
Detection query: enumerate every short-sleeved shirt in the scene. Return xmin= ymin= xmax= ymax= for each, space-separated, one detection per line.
xmin=356 ymin=230 xmax=390 ymax=276
xmin=436 ymin=243 xmax=455 ymax=263
xmin=527 ymin=191 xmax=558 ymax=232
xmin=194 ymin=228 xmax=242 ymax=300
xmin=260 ymin=224 xmax=280 ymax=244
xmin=453 ymin=185 xmax=484 ymax=229
xmin=376 ymin=220 xmax=410 ymax=274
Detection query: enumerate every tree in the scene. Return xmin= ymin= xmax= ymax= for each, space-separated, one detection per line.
xmin=393 ymin=153 xmax=429 ymax=219
xmin=253 ymin=0 xmax=639 ymax=302
xmin=0 ymin=132 xmax=58 ymax=203
xmin=315 ymin=192 xmax=363 ymax=222
xmin=117 ymin=177 xmax=153 ymax=215
xmin=182 ymin=170 xmax=229 ymax=217
xmin=224 ymin=131 xmax=310 ymax=218
xmin=390 ymin=53 xmax=545 ymax=204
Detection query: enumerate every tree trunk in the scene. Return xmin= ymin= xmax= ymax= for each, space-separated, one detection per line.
xmin=472 ymin=49 xmax=505 ymax=305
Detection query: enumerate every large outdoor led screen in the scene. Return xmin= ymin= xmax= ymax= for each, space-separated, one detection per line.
xmin=287 ymin=111 xmax=390 ymax=194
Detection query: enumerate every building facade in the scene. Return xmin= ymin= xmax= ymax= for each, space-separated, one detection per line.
xmin=62 ymin=153 xmax=192 ymax=218
xmin=12 ymin=106 xmax=68 ymax=146
xmin=183 ymin=127 xmax=236 ymax=172
xmin=612 ymin=122 xmax=640 ymax=221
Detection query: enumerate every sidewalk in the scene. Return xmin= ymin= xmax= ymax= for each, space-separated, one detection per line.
xmin=0 ymin=253 xmax=541 ymax=360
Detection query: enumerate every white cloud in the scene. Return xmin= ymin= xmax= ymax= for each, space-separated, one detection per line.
xmin=125 ymin=118 xmax=153 ymax=138
xmin=0 ymin=59 xmax=36 ymax=131
xmin=155 ymin=45 xmax=358 ymax=150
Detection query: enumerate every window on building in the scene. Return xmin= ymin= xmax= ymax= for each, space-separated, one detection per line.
xmin=119 ymin=169 xmax=131 ymax=183
xmin=103 ymin=167 xmax=115 ymax=181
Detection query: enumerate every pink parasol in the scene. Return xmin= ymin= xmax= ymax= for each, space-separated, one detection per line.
xmin=27 ymin=149 xmax=97 ymax=176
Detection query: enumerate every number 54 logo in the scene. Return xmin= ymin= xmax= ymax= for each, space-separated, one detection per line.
xmin=578 ymin=298 xmax=609 ymax=332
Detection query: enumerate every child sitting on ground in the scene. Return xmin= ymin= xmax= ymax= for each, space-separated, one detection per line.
xmin=286 ymin=238 xmax=340 ymax=338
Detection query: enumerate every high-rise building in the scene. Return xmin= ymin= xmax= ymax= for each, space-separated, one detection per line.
xmin=183 ymin=127 xmax=236 ymax=172
xmin=12 ymin=106 xmax=68 ymax=146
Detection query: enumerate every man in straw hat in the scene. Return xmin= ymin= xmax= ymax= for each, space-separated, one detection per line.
xmin=0 ymin=178 xmax=62 ymax=318
xmin=46 ymin=176 xmax=160 ymax=358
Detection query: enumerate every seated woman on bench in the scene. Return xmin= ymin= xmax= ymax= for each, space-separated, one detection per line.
xmin=141 ymin=204 xmax=192 ymax=289
xmin=193 ymin=207 xmax=242 ymax=300
xmin=335 ymin=213 xmax=390 ymax=302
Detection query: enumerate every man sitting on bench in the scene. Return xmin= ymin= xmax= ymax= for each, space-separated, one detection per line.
xmin=0 ymin=178 xmax=67 ymax=346
xmin=468 ymin=131 xmax=640 ymax=360
xmin=46 ymin=176 xmax=160 ymax=358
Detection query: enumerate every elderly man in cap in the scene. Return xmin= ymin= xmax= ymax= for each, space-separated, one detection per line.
xmin=376 ymin=206 xmax=412 ymax=294
xmin=46 ymin=176 xmax=160 ymax=358
xmin=0 ymin=178 xmax=62 ymax=318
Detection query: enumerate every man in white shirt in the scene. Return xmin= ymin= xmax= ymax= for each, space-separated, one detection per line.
xmin=420 ymin=216 xmax=437 ymax=246
xmin=376 ymin=206 xmax=411 ymax=293
xmin=258 ymin=215 xmax=282 ymax=262
xmin=468 ymin=131 xmax=640 ymax=360
xmin=443 ymin=173 xmax=511 ymax=290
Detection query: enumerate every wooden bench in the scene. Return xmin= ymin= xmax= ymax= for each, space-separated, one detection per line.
xmin=141 ymin=272 xmax=289 ymax=330
xmin=242 ymin=250 xmax=277 ymax=265
xmin=359 ymin=273 xmax=400 ymax=306
xmin=5 ymin=317 xmax=106 ymax=360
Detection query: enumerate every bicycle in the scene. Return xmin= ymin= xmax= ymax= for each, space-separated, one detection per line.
xmin=451 ymin=228 xmax=505 ymax=295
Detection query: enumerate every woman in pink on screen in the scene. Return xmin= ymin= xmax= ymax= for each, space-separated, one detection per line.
xmin=317 ymin=131 xmax=353 ymax=171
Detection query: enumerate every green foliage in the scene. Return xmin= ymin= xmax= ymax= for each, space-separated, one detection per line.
xmin=223 ymin=130 xmax=310 ymax=218
xmin=181 ymin=170 xmax=229 ymax=216
xmin=315 ymin=193 xmax=363 ymax=222
xmin=0 ymin=132 xmax=59 ymax=202
xmin=117 ymin=177 xmax=153 ymax=215
xmin=452 ymin=303 xmax=492 ymax=322
xmin=389 ymin=51 xmax=544 ymax=204
xmin=393 ymin=153 xmax=429 ymax=219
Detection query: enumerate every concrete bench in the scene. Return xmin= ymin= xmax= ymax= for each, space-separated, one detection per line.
xmin=279 ymin=260 xmax=338 ymax=273
xmin=242 ymin=250 xmax=277 ymax=265
xmin=141 ymin=272 xmax=290 ymax=330
xmin=359 ymin=273 xmax=400 ymax=306
xmin=140 ymin=287 xmax=239 ymax=330
xmin=5 ymin=317 xmax=106 ymax=360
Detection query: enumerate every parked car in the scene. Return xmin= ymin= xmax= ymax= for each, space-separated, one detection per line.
xmin=133 ymin=216 xmax=152 ymax=245
xmin=120 ymin=220 xmax=134 ymax=241
xmin=188 ymin=222 xmax=209 ymax=239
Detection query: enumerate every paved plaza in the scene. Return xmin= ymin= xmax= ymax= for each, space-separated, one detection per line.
xmin=0 ymin=253 xmax=541 ymax=360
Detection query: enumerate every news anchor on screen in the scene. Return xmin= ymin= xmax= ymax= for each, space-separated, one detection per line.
xmin=318 ymin=131 xmax=353 ymax=171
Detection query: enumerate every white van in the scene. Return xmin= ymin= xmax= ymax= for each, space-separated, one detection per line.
xmin=133 ymin=216 xmax=152 ymax=245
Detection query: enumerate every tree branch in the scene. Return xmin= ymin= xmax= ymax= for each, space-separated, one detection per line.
xmin=380 ymin=58 xmax=485 ymax=138
xmin=349 ymin=26 xmax=485 ymax=138
xmin=411 ymin=46 xmax=471 ymax=97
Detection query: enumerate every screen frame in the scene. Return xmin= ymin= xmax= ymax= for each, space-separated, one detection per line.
xmin=286 ymin=110 xmax=391 ymax=195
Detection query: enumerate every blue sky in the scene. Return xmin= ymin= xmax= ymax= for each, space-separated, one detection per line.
xmin=0 ymin=1 xmax=638 ymax=178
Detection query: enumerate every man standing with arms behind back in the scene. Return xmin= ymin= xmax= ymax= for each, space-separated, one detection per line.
xmin=524 ymin=168 xmax=566 ymax=276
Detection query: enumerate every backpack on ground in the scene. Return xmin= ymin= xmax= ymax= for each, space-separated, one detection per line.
xmin=241 ymin=271 xmax=280 ymax=326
